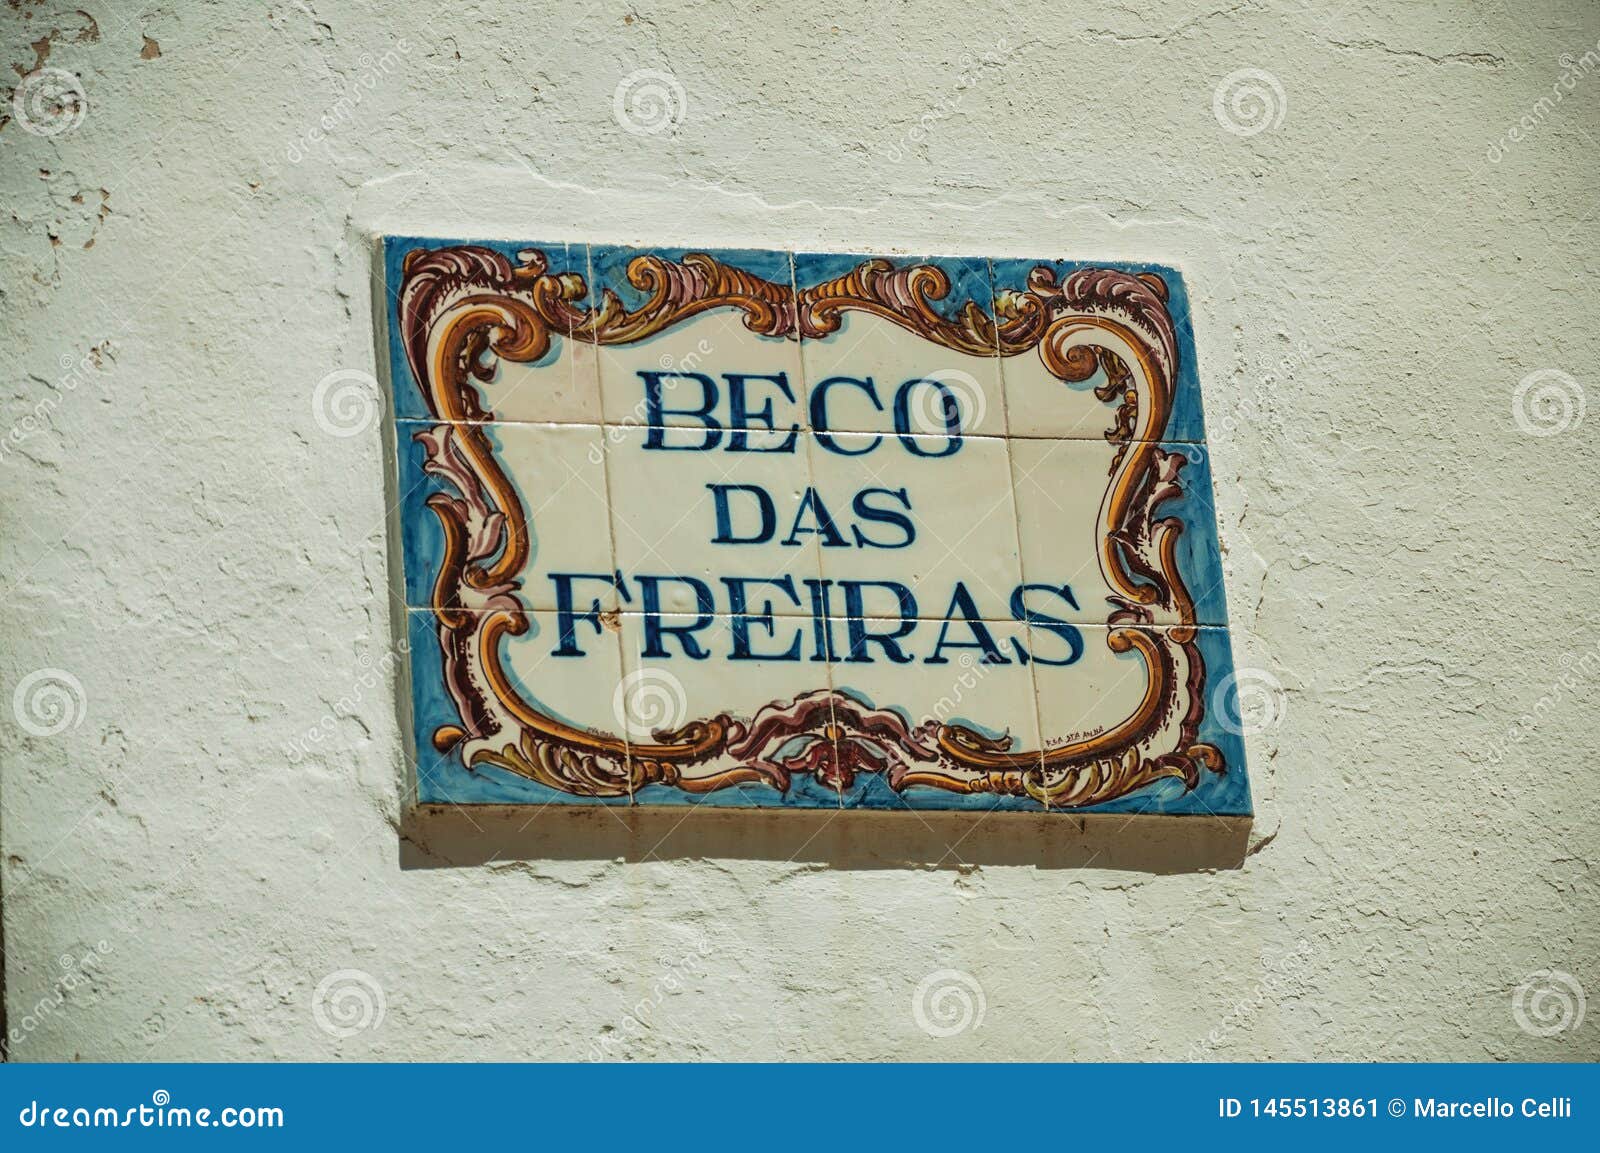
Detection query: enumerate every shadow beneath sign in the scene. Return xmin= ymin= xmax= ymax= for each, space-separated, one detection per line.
xmin=399 ymin=805 xmax=1253 ymax=874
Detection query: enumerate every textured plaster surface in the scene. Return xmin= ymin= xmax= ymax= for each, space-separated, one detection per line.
xmin=1 ymin=1 xmax=1597 ymax=1061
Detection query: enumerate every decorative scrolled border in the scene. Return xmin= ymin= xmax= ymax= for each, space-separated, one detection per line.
xmin=397 ymin=245 xmax=1223 ymax=808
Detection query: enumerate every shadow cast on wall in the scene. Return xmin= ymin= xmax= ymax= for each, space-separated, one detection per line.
xmin=399 ymin=804 xmax=1252 ymax=874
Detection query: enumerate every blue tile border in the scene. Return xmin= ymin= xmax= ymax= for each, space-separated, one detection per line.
xmin=589 ymin=245 xmax=794 ymax=313
xmin=991 ymin=257 xmax=1209 ymax=442
xmin=406 ymin=609 xmax=632 ymax=807
xmin=793 ymin=251 xmax=996 ymax=329
xmin=395 ymin=422 xmax=445 ymax=608
xmin=1161 ymin=440 xmax=1231 ymax=629
xmin=406 ymin=607 xmax=1248 ymax=813
xmin=1067 ymin=626 xmax=1252 ymax=816
xmin=382 ymin=236 xmax=583 ymax=422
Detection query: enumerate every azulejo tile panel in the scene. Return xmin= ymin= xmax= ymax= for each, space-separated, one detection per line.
xmin=383 ymin=237 xmax=1248 ymax=816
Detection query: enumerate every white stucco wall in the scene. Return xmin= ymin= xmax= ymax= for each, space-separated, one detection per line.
xmin=3 ymin=1 xmax=1597 ymax=1061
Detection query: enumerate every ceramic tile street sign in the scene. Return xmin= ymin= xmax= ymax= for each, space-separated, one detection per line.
xmin=382 ymin=239 xmax=1250 ymax=815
